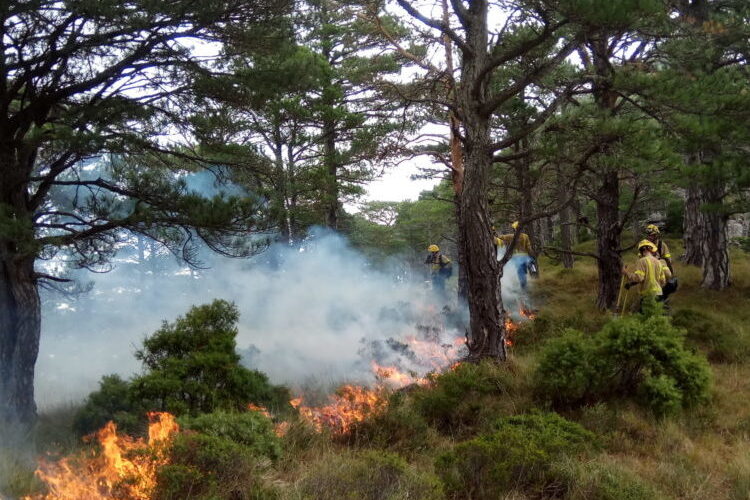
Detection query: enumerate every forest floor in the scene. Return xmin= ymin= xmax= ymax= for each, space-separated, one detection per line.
xmin=3 ymin=236 xmax=750 ymax=499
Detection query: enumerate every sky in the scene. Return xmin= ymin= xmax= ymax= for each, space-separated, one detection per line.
xmin=362 ymin=159 xmax=441 ymax=203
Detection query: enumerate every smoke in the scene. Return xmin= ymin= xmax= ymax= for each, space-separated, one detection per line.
xmin=36 ymin=230 xmax=440 ymax=407
xmin=37 ymin=228 xmax=534 ymax=408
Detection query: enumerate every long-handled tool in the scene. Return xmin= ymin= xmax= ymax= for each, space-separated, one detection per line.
xmin=616 ymin=275 xmax=626 ymax=312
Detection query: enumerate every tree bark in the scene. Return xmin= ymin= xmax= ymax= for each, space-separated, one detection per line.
xmin=459 ymin=0 xmax=506 ymax=361
xmin=590 ymin=35 xmax=622 ymax=310
xmin=595 ymin=169 xmax=622 ymax=309
xmin=442 ymin=0 xmax=467 ymax=302
xmin=0 ymin=255 xmax=41 ymax=428
xmin=700 ymin=182 xmax=730 ymax=289
xmin=682 ymin=181 xmax=704 ymax=266
xmin=558 ymin=177 xmax=575 ymax=268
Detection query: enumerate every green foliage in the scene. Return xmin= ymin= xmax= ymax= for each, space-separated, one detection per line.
xmin=179 ymin=411 xmax=282 ymax=461
xmin=734 ymin=237 xmax=750 ymax=253
xmin=131 ymin=300 xmax=290 ymax=416
xmin=534 ymin=313 xmax=711 ymax=416
xmin=345 ymin=393 xmax=438 ymax=455
xmin=552 ymin=457 xmax=666 ymax=500
xmin=672 ymin=307 xmax=750 ymax=364
xmin=411 ymin=361 xmax=507 ymax=433
xmin=154 ymin=432 xmax=277 ymax=500
xmin=74 ymin=375 xmax=143 ymax=436
xmin=296 ymin=449 xmax=443 ymax=500
xmin=347 ymin=182 xmax=457 ymax=264
xmin=435 ymin=413 xmax=594 ymax=499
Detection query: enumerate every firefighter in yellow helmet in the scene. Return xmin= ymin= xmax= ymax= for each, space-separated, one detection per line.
xmin=622 ymin=239 xmax=671 ymax=310
xmin=425 ymin=244 xmax=452 ymax=294
xmin=644 ymin=224 xmax=678 ymax=299
xmin=497 ymin=221 xmax=536 ymax=289
xmin=645 ymin=224 xmax=673 ymax=274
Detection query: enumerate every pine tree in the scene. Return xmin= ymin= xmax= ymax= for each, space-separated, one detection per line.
xmin=0 ymin=0 xmax=290 ymax=428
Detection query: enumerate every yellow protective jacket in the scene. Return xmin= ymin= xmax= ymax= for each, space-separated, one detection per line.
xmin=426 ymin=253 xmax=452 ymax=274
xmin=498 ymin=233 xmax=533 ymax=255
xmin=654 ymin=239 xmax=671 ymax=261
xmin=625 ymin=254 xmax=667 ymax=296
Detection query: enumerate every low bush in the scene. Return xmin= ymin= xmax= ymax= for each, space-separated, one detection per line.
xmin=179 ymin=410 xmax=282 ymax=461
xmin=435 ymin=412 xmax=594 ymax=499
xmin=345 ymin=393 xmax=438 ymax=455
xmin=296 ymin=449 xmax=443 ymax=500
xmin=535 ymin=312 xmax=711 ymax=417
xmin=411 ymin=360 xmax=513 ymax=433
xmin=73 ymin=375 xmax=143 ymax=436
xmin=672 ymin=307 xmax=750 ymax=363
xmin=154 ymin=432 xmax=277 ymax=500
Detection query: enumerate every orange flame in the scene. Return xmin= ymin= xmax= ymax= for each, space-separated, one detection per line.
xmin=25 ymin=412 xmax=178 ymax=500
xmin=292 ymin=385 xmax=386 ymax=434
xmin=247 ymin=403 xmax=290 ymax=437
xmin=504 ymin=317 xmax=517 ymax=346
xmin=371 ymin=361 xmax=427 ymax=388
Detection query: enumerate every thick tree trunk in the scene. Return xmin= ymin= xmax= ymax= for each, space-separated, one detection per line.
xmin=595 ymin=170 xmax=622 ymax=310
xmin=682 ymin=181 xmax=704 ymax=266
xmin=459 ymin=1 xmax=506 ymax=361
xmin=0 ymin=248 xmax=41 ymax=428
xmin=700 ymin=182 xmax=730 ymax=289
xmin=590 ymin=35 xmax=622 ymax=310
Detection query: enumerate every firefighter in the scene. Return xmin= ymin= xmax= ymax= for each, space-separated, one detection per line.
xmin=498 ymin=221 xmax=536 ymax=289
xmin=622 ymin=239 xmax=671 ymax=309
xmin=645 ymin=224 xmax=673 ymax=273
xmin=425 ymin=244 xmax=452 ymax=293
xmin=645 ymin=224 xmax=678 ymax=299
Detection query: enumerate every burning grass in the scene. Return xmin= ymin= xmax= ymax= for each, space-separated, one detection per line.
xmin=23 ymin=412 xmax=178 ymax=500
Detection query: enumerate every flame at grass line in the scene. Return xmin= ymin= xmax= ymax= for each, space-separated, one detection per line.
xmin=246 ymin=403 xmax=292 ymax=437
xmin=24 ymin=412 xmax=179 ymax=500
xmin=290 ymin=385 xmax=388 ymax=434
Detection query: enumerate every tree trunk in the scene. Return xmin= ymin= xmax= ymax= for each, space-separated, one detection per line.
xmin=682 ymin=181 xmax=704 ymax=266
xmin=459 ymin=0 xmax=506 ymax=361
xmin=0 ymin=249 xmax=41 ymax=429
xmin=595 ymin=170 xmax=622 ymax=309
xmin=590 ymin=35 xmax=622 ymax=310
xmin=558 ymin=180 xmax=575 ymax=268
xmin=700 ymin=182 xmax=730 ymax=289
xmin=323 ymin=121 xmax=339 ymax=230
xmin=442 ymin=0 xmax=467 ymax=302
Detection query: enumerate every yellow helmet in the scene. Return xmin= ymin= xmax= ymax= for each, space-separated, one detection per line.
xmin=511 ymin=221 xmax=519 ymax=230
xmin=428 ymin=244 xmax=439 ymax=252
xmin=645 ymin=224 xmax=660 ymax=235
xmin=638 ymin=239 xmax=658 ymax=253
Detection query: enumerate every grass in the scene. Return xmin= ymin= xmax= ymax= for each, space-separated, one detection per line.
xmin=7 ymin=236 xmax=750 ymax=499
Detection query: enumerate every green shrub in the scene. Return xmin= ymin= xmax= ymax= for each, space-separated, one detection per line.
xmin=345 ymin=393 xmax=438 ymax=454
xmin=179 ymin=411 xmax=282 ymax=460
xmin=534 ymin=313 xmax=711 ymax=416
xmin=435 ymin=412 xmax=594 ymax=499
xmin=73 ymin=375 xmax=143 ymax=436
xmin=297 ymin=449 xmax=443 ymax=500
xmin=672 ymin=308 xmax=750 ymax=363
xmin=411 ymin=361 xmax=509 ymax=433
xmin=154 ymin=432 xmax=277 ymax=500
xmin=132 ymin=300 xmax=290 ymax=416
